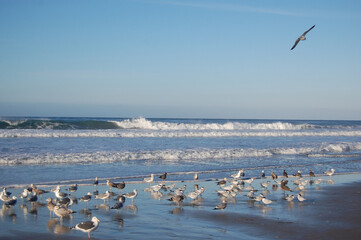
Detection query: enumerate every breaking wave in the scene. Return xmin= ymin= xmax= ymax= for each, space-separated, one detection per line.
xmin=1 ymin=142 xmax=361 ymax=166
xmin=2 ymin=117 xmax=358 ymax=131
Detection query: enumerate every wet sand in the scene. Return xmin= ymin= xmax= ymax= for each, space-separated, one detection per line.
xmin=188 ymin=180 xmax=361 ymax=239
xmin=1 ymin=174 xmax=361 ymax=239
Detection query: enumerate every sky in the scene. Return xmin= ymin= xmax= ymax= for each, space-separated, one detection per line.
xmin=1 ymin=0 xmax=361 ymax=120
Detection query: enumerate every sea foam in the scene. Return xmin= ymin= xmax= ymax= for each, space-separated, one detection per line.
xmin=1 ymin=142 xmax=360 ymax=166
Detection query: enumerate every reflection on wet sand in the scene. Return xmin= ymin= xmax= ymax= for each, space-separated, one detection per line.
xmin=79 ymin=207 xmax=92 ymax=218
xmin=95 ymin=203 xmax=110 ymax=212
xmin=112 ymin=213 xmax=124 ymax=228
xmin=170 ymin=207 xmax=184 ymax=215
xmin=124 ymin=204 xmax=138 ymax=214
xmin=47 ymin=219 xmax=72 ymax=235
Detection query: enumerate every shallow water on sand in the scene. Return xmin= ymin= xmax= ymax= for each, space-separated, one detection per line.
xmin=1 ymin=173 xmax=361 ymax=239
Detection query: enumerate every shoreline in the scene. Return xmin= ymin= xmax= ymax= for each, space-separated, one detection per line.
xmin=3 ymin=170 xmax=361 ymax=189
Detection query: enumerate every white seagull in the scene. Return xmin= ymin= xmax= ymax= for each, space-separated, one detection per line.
xmin=324 ymin=168 xmax=335 ymax=176
xmin=231 ymin=170 xmax=243 ymax=179
xmin=95 ymin=190 xmax=110 ymax=202
xmin=284 ymin=194 xmax=295 ymax=202
xmin=73 ymin=216 xmax=100 ymax=239
xmin=297 ymin=193 xmax=307 ymax=202
xmin=290 ymin=25 xmax=315 ymax=50
xmin=123 ymin=189 xmax=138 ymax=203
xmin=144 ymin=174 xmax=154 ymax=183
xmin=262 ymin=196 xmax=275 ymax=205
xmin=213 ymin=200 xmax=227 ymax=210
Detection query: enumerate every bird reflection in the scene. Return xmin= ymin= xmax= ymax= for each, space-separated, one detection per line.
xmin=95 ymin=203 xmax=110 ymax=212
xmin=125 ymin=204 xmax=138 ymax=214
xmin=1 ymin=204 xmax=17 ymax=223
xmin=54 ymin=224 xmax=72 ymax=235
xmin=47 ymin=218 xmax=58 ymax=232
xmin=170 ymin=207 xmax=184 ymax=215
xmin=112 ymin=213 xmax=124 ymax=228
xmin=190 ymin=196 xmax=204 ymax=206
xmin=79 ymin=208 xmax=92 ymax=218
xmin=149 ymin=191 xmax=163 ymax=200
xmin=260 ymin=206 xmax=272 ymax=215
xmin=287 ymin=201 xmax=295 ymax=210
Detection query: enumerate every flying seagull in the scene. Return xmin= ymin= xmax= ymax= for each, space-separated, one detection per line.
xmin=290 ymin=25 xmax=315 ymax=50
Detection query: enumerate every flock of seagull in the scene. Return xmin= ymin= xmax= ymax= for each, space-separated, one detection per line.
xmin=1 ymin=167 xmax=335 ymax=238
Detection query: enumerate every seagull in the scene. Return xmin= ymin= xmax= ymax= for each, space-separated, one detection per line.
xmin=73 ymin=216 xmax=100 ymax=239
xmin=111 ymin=196 xmax=124 ymax=210
xmin=144 ymin=174 xmax=154 ymax=183
xmin=46 ymin=198 xmax=56 ymax=217
xmin=115 ymin=181 xmax=126 ymax=191
xmin=194 ymin=172 xmax=198 ymax=180
xmin=283 ymin=170 xmax=288 ymax=178
xmin=309 ymin=170 xmax=316 ymax=178
xmin=0 ymin=191 xmax=11 ymax=202
xmin=5 ymin=196 xmax=17 ymax=206
xmin=19 ymin=189 xmax=31 ymax=201
xmin=150 ymin=183 xmax=164 ymax=192
xmin=27 ymin=192 xmax=38 ymax=202
xmin=271 ymin=172 xmax=278 ymax=180
xmin=290 ymin=25 xmax=315 ymax=50
xmin=280 ymin=180 xmax=292 ymax=192
xmin=167 ymin=194 xmax=186 ymax=206
xmin=297 ymin=193 xmax=307 ymax=202
xmin=95 ymin=191 xmax=110 ymax=202
xmin=213 ymin=200 xmax=227 ymax=210
xmin=93 ymin=177 xmax=99 ymax=186
xmin=244 ymin=177 xmax=255 ymax=185
xmin=324 ymin=168 xmax=335 ymax=176
xmin=31 ymin=184 xmax=49 ymax=196
xmin=67 ymin=184 xmax=78 ymax=192
xmin=293 ymin=170 xmax=302 ymax=178
xmin=80 ymin=192 xmax=93 ymax=203
xmin=216 ymin=178 xmax=227 ymax=187
xmin=123 ymin=189 xmax=138 ymax=203
xmin=262 ymin=196 xmax=275 ymax=205
xmin=58 ymin=197 xmax=73 ymax=207
xmin=253 ymin=194 xmax=264 ymax=202
xmin=159 ymin=172 xmax=167 ymax=180
xmin=53 ymin=205 xmax=75 ymax=219
xmin=284 ymin=194 xmax=295 ymax=202
xmin=106 ymin=180 xmax=117 ymax=190
xmin=1 ymin=188 xmax=11 ymax=197
xmin=231 ymin=170 xmax=243 ymax=179
xmin=53 ymin=187 xmax=68 ymax=199
xmin=260 ymin=181 xmax=271 ymax=189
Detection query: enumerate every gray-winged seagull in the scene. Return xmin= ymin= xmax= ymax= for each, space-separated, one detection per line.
xmin=291 ymin=25 xmax=315 ymax=50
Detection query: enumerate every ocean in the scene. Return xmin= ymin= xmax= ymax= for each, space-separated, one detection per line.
xmin=1 ymin=117 xmax=361 ymax=187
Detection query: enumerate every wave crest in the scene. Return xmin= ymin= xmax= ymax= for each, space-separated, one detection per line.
xmin=2 ymin=142 xmax=360 ymax=166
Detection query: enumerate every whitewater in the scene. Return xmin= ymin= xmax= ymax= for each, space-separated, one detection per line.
xmin=1 ymin=117 xmax=361 ymax=186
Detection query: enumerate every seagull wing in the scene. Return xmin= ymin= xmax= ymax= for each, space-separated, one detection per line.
xmin=290 ymin=38 xmax=300 ymax=50
xmin=77 ymin=221 xmax=95 ymax=230
xmin=302 ymin=25 xmax=315 ymax=36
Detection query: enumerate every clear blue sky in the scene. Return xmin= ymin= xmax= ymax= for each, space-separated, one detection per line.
xmin=1 ymin=0 xmax=361 ymax=120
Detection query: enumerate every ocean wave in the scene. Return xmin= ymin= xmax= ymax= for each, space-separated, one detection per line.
xmin=1 ymin=142 xmax=360 ymax=166
xmin=110 ymin=118 xmax=313 ymax=130
xmin=0 ymin=117 xmax=336 ymax=131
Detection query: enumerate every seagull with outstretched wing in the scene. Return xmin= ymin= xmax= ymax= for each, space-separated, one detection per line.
xmin=291 ymin=25 xmax=315 ymax=50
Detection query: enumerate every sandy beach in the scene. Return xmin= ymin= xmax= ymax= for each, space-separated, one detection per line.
xmin=1 ymin=173 xmax=361 ymax=240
